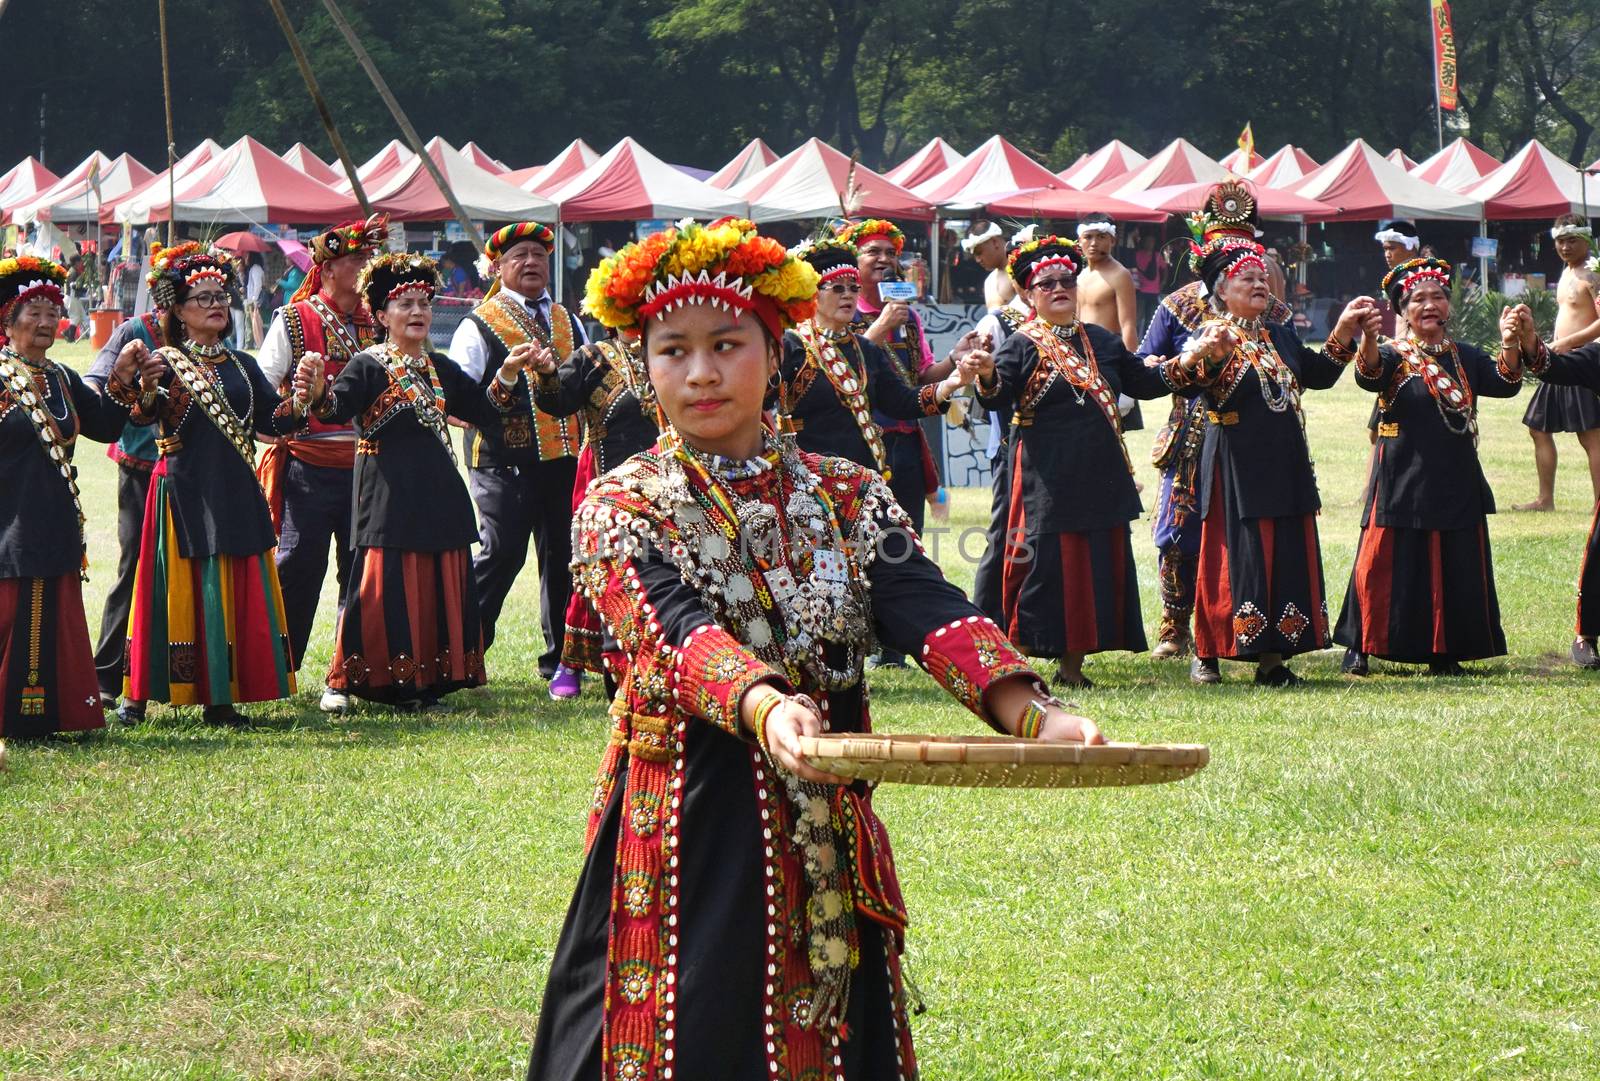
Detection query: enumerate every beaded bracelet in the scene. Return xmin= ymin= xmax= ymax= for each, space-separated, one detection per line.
xmin=750 ymin=691 xmax=783 ymax=753
xmin=1017 ymin=678 xmax=1069 ymax=739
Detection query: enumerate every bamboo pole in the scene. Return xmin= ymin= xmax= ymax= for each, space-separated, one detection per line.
xmin=317 ymin=0 xmax=485 ymax=252
xmin=158 ymin=0 xmax=177 ymax=245
xmin=265 ymin=0 xmax=372 ymax=216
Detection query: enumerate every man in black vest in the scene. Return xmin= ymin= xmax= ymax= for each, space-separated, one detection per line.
xmin=447 ymin=223 xmax=588 ymax=696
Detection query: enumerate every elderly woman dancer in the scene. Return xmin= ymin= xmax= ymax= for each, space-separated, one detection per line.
xmin=524 ymin=218 xmax=1102 ymax=1081
xmin=1334 ymin=258 xmax=1524 ymax=675
xmin=975 ymin=234 xmax=1184 ymax=688
xmin=1170 ymin=229 xmax=1380 ymax=686
xmin=0 ymin=256 xmax=153 ymax=736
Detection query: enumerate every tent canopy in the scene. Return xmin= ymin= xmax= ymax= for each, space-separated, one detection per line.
xmin=1218 ymin=147 xmax=1264 ymax=173
xmin=335 ymin=139 xmax=416 ymax=196
xmin=281 ymin=142 xmax=344 ymax=186
xmin=884 ymin=137 xmax=961 ymax=190
xmin=1103 ymin=138 xmax=1230 ymax=198
xmin=118 ymin=136 xmax=360 ymax=225
xmin=914 ymin=135 xmax=1062 ymax=207
xmin=1463 ymin=140 xmax=1595 ymax=219
xmin=1117 ymin=179 xmax=1330 ymax=220
xmin=1247 ymin=145 xmax=1320 ymax=189
xmin=736 ymin=138 xmax=932 ymax=222
xmin=1409 ymin=138 xmax=1500 ymax=193
xmin=709 ymin=138 xmax=780 ymax=190
xmin=1386 ymin=148 xmax=1420 ymax=171
xmin=106 ymin=139 xmax=225 ymax=224
xmin=984 ymin=185 xmax=1168 ymax=224
xmin=12 ymin=152 xmax=153 ymax=225
xmin=460 ymin=141 xmax=509 ymax=174
xmin=507 ymin=138 xmax=601 ymax=197
xmin=0 ymin=158 xmax=60 ymax=222
xmin=364 ymin=137 xmax=555 ymax=222
xmin=1289 ymin=139 xmax=1480 ymax=220
xmin=549 ymin=137 xmax=746 ymax=221
xmin=1060 ymin=140 xmax=1147 ymax=190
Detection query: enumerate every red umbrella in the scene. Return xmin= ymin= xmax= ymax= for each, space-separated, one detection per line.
xmin=214 ymin=230 xmax=274 ymax=254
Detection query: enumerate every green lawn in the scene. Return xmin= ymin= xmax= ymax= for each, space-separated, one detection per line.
xmin=2 ymin=339 xmax=1597 ymax=1080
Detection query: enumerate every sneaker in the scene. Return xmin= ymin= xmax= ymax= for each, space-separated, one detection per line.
xmin=1253 ymin=664 xmax=1303 ymax=688
xmin=319 ymin=689 xmax=351 ymax=714
xmin=1341 ymin=648 xmax=1369 ymax=676
xmin=1572 ymin=637 xmax=1600 ymax=670
xmin=548 ymin=665 xmax=583 ymax=700
xmin=1189 ymin=656 xmax=1221 ymax=685
xmin=116 ymin=700 xmax=146 ymax=726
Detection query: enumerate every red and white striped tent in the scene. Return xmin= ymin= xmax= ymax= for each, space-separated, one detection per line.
xmin=460 ymin=141 xmax=510 ymax=174
xmin=1386 ymin=148 xmax=1420 ymax=171
xmin=737 ymin=138 xmax=932 ymax=222
xmin=548 ymin=137 xmax=745 ymax=221
xmin=1289 ymin=139 xmax=1480 ymax=220
xmin=1409 ymin=138 xmax=1501 ymax=193
xmin=107 ymin=139 xmax=226 ymax=224
xmin=1218 ymin=147 xmax=1264 ymax=173
xmin=281 ymin=142 xmax=344 ymax=186
xmin=1247 ymin=145 xmax=1320 ymax=189
xmin=116 ymin=136 xmax=360 ymax=225
xmin=1462 ymin=140 xmax=1595 ymax=219
xmin=1059 ymin=140 xmax=1147 ymax=190
xmin=0 ymin=157 xmax=59 ymax=219
xmin=914 ymin=135 xmax=1063 ymax=207
xmin=1101 ymin=139 xmax=1230 ymax=198
xmin=884 ymin=137 xmax=961 ymax=190
xmin=10 ymin=151 xmax=153 ymax=224
xmin=336 ymin=139 xmax=417 ymax=196
xmin=364 ymin=137 xmax=554 ymax=222
xmin=505 ymin=139 xmax=601 ymax=197
xmin=709 ymin=138 xmax=780 ymax=190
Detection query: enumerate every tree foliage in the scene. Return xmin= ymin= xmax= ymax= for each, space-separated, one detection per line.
xmin=0 ymin=0 xmax=1593 ymax=176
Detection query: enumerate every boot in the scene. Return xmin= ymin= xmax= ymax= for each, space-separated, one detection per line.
xmin=1151 ymin=609 xmax=1192 ymax=659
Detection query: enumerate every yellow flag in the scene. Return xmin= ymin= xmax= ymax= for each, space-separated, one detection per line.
xmin=1237 ymin=123 xmax=1255 ymax=164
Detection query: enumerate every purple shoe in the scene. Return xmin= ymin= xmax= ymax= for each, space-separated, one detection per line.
xmin=548 ymin=665 xmax=583 ymax=700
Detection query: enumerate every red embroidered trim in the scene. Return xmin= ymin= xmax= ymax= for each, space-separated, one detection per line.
xmin=919 ymin=615 xmax=1034 ymax=732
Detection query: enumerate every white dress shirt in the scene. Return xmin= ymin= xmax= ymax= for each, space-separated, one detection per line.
xmin=447 ymin=285 xmax=586 ymax=383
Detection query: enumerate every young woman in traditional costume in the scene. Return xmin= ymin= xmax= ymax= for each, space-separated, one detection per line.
xmin=0 ymin=256 xmax=149 ymax=735
xmin=780 ymin=236 xmax=971 ymax=473
xmin=1333 ymin=258 xmax=1524 ymax=675
xmin=303 ymin=252 xmax=525 ymax=713
xmin=123 ymin=245 xmax=319 ymax=726
xmin=1171 ymin=235 xmax=1380 ymax=686
xmin=524 ymin=218 xmax=1102 ymax=1081
xmin=973 ymin=235 xmax=1182 ymax=688
xmin=1504 ymin=303 xmax=1600 ymax=670
xmin=529 ymin=329 xmax=659 ymax=688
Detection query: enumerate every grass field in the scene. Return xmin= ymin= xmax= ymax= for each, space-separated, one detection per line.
xmin=2 ymin=338 xmax=1598 ymax=1080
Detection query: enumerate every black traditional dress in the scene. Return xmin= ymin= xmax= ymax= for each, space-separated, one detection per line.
xmin=780 ymin=322 xmax=948 ymax=476
xmin=1170 ymin=317 xmax=1351 ymax=660
xmin=1526 ymin=340 xmax=1600 ymax=640
xmin=125 ymin=343 xmax=300 ymax=706
xmin=319 ymin=345 xmax=510 ymax=704
xmin=1334 ymin=338 xmax=1522 ymax=663
xmin=976 ymin=319 xmax=1178 ymax=659
xmin=533 ymin=338 xmax=661 ymax=674
xmin=526 ymin=434 xmax=1035 ymax=1081
xmin=0 ymin=348 xmax=129 ymax=734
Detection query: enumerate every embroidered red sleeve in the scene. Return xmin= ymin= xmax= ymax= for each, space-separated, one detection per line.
xmin=672 ymin=623 xmax=788 ymax=737
xmin=919 ymin=615 xmax=1036 ymax=732
xmin=916 ymin=382 xmax=944 ymax=415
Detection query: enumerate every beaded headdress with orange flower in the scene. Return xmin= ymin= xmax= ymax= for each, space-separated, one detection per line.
xmin=836 ymin=218 xmax=905 ymax=254
xmin=292 ymin=212 xmax=391 ymax=303
xmin=0 ymin=255 xmax=68 ymax=343
xmin=583 ymin=218 xmax=818 ymax=341
xmin=1006 ymin=234 xmax=1080 ymax=289
xmin=1382 ymin=256 xmax=1452 ymax=309
xmin=146 ymin=242 xmax=239 ymax=312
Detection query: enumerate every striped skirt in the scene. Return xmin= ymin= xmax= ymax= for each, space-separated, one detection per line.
xmin=1334 ymin=519 xmax=1506 ymax=664
xmin=561 ymin=444 xmax=605 ymax=674
xmin=125 ymin=471 xmax=296 ymax=706
xmin=0 ymin=575 xmax=103 ymax=736
xmin=326 ymin=546 xmax=487 ymax=704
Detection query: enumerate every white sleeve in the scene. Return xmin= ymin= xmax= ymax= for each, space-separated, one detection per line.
xmin=257 ymin=314 xmax=293 ymax=388
xmin=973 ymin=312 xmax=1001 ymax=345
xmin=449 ymin=317 xmax=491 ymax=383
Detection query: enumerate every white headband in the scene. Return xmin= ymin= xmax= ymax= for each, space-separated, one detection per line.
xmin=1551 ymin=224 xmax=1593 ymax=240
xmin=960 ymin=222 xmax=1003 ymax=252
xmin=1374 ymin=228 xmax=1420 ymax=249
xmin=1077 ymin=221 xmax=1116 ymax=239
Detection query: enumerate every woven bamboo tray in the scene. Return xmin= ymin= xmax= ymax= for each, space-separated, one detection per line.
xmin=795 ymin=733 xmax=1208 ymax=789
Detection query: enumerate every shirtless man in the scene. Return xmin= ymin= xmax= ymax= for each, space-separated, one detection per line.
xmin=961 ymin=219 xmax=1014 ymax=309
xmin=1516 ymin=213 xmax=1600 ymax=511
xmin=1076 ymin=212 xmax=1143 ymax=430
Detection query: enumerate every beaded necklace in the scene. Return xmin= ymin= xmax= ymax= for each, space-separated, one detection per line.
xmin=791 ymin=321 xmax=889 ymax=476
xmin=159 ymin=343 xmax=256 ymax=465
xmin=0 ymin=348 xmax=88 ymax=579
xmin=377 ymin=343 xmax=454 ymax=463
xmin=1205 ymin=315 xmax=1305 ymax=427
xmin=1389 ymin=336 xmax=1476 ymax=440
